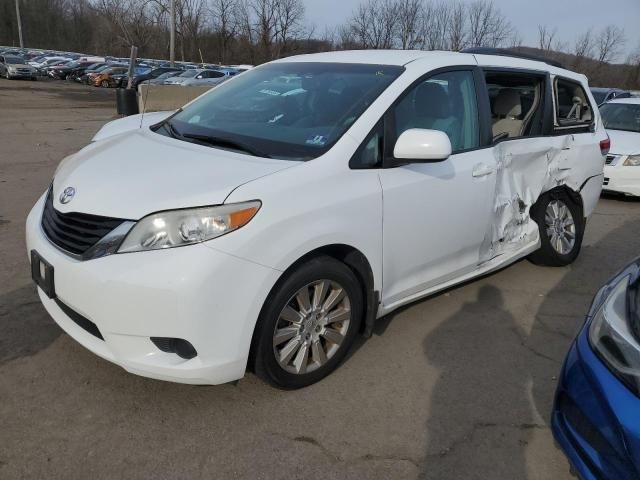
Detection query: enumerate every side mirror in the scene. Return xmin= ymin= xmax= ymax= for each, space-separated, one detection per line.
xmin=196 ymin=75 xmax=203 ymax=79
xmin=393 ymin=129 xmax=452 ymax=163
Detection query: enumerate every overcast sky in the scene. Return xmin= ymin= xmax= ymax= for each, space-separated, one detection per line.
xmin=304 ymin=0 xmax=640 ymax=62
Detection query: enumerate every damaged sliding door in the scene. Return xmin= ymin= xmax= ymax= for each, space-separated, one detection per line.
xmin=479 ymin=137 xmax=571 ymax=263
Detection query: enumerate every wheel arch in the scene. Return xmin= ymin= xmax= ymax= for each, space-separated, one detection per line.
xmin=248 ymin=244 xmax=379 ymax=370
xmin=530 ymin=184 xmax=584 ymax=225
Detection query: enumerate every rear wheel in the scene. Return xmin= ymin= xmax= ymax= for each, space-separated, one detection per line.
xmin=529 ymin=191 xmax=584 ymax=266
xmin=101 ymin=80 xmax=110 ymax=88
xmin=253 ymin=256 xmax=363 ymax=389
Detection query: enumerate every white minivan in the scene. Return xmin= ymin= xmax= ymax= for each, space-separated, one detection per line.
xmin=26 ymin=50 xmax=607 ymax=388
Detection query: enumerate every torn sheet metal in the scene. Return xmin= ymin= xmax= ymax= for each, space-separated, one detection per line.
xmin=479 ymin=135 xmax=577 ymax=263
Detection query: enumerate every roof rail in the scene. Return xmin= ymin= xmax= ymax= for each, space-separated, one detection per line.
xmin=461 ymin=47 xmax=565 ymax=69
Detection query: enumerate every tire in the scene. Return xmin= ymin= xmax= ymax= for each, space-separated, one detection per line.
xmin=101 ymin=80 xmax=110 ymax=88
xmin=253 ymin=255 xmax=363 ymax=389
xmin=528 ymin=190 xmax=584 ymax=267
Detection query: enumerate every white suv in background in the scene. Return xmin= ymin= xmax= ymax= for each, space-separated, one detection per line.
xmin=26 ymin=49 xmax=607 ymax=389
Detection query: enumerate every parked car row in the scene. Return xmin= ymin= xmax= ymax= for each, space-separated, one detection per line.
xmin=0 ymin=46 xmax=251 ymax=89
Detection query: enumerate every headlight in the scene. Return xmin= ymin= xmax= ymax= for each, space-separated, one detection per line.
xmin=7 ymin=67 xmax=16 ymax=72
xmin=623 ymin=155 xmax=640 ymax=166
xmin=589 ymin=274 xmax=640 ymax=394
xmin=117 ymin=201 xmax=261 ymax=253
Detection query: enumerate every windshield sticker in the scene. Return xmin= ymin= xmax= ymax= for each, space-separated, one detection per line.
xmin=305 ymin=135 xmax=327 ymax=146
xmin=259 ymin=89 xmax=281 ymax=96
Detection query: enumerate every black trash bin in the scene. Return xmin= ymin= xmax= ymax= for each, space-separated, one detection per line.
xmin=116 ymin=88 xmax=139 ymax=116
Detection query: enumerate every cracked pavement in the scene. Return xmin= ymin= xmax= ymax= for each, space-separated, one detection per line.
xmin=2 ymin=79 xmax=640 ymax=479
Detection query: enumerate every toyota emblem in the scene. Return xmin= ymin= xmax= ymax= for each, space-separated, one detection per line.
xmin=59 ymin=187 xmax=76 ymax=204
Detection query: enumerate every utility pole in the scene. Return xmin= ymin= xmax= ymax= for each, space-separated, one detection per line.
xmin=169 ymin=0 xmax=176 ymax=67
xmin=15 ymin=0 xmax=24 ymax=48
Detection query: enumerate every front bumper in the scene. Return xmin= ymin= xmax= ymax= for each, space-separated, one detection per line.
xmin=7 ymin=69 xmax=36 ymax=78
xmin=603 ymin=160 xmax=640 ymax=197
xmin=552 ymin=325 xmax=640 ymax=479
xmin=26 ymin=193 xmax=281 ymax=384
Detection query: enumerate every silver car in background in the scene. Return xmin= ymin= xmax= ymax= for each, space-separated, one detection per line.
xmin=0 ymin=55 xmax=38 ymax=80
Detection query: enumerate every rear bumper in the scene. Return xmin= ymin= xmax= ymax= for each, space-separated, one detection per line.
xmin=26 ymin=193 xmax=281 ymax=384
xmin=552 ymin=325 xmax=640 ymax=479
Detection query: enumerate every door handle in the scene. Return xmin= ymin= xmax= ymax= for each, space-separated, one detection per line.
xmin=472 ymin=164 xmax=495 ymax=178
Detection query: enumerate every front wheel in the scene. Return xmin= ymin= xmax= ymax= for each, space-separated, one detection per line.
xmin=101 ymin=80 xmax=110 ymax=88
xmin=529 ymin=191 xmax=584 ymax=266
xmin=253 ymin=256 xmax=363 ymax=389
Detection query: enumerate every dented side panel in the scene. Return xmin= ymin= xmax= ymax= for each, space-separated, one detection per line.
xmin=480 ymin=131 xmax=604 ymax=264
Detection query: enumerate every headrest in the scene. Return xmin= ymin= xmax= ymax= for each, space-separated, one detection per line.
xmin=494 ymin=88 xmax=522 ymax=117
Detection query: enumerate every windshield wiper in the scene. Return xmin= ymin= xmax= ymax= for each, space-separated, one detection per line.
xmin=181 ymin=133 xmax=272 ymax=158
xmin=162 ymin=119 xmax=183 ymax=139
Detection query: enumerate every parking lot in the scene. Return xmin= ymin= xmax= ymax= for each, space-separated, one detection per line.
xmin=1 ymin=78 xmax=639 ymax=479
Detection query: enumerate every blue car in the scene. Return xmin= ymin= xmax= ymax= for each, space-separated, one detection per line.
xmin=552 ymin=257 xmax=640 ymax=479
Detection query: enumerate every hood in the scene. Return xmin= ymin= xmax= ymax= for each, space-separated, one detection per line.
xmin=607 ymin=129 xmax=640 ymax=156
xmin=53 ymin=127 xmax=298 ymax=219
xmin=92 ymin=111 xmax=174 ymax=141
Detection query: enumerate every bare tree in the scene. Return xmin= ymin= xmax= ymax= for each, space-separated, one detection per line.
xmin=596 ymin=24 xmax=626 ymax=63
xmin=211 ymin=0 xmax=239 ymax=64
xmin=447 ymin=1 xmax=467 ymax=51
xmin=423 ymin=1 xmax=450 ymax=51
xmin=396 ymin=0 xmax=424 ymax=49
xmin=348 ymin=0 xmax=398 ymax=49
xmin=537 ymin=25 xmax=557 ymax=51
xmin=574 ymin=28 xmax=595 ymax=58
xmin=467 ymin=0 xmax=512 ymax=48
xmin=273 ymin=0 xmax=306 ymax=58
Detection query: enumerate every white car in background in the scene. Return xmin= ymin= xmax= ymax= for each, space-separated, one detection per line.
xmin=181 ymin=69 xmax=228 ymax=87
xmin=29 ymin=56 xmax=71 ymax=69
xmin=27 ymin=50 xmax=607 ymax=389
xmin=601 ymin=98 xmax=640 ymax=196
xmin=163 ymin=68 xmax=220 ymax=85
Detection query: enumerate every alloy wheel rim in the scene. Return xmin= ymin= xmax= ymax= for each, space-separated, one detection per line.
xmin=544 ymin=199 xmax=576 ymax=255
xmin=273 ymin=280 xmax=351 ymax=375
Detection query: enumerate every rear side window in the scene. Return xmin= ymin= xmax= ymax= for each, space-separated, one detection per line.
xmin=554 ymin=78 xmax=593 ymax=129
xmin=485 ymin=71 xmax=545 ymax=141
xmin=393 ymin=70 xmax=480 ymax=153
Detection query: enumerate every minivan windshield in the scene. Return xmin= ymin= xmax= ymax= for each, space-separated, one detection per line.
xmin=164 ymin=62 xmax=403 ymax=160
xmin=600 ymin=103 xmax=640 ymax=133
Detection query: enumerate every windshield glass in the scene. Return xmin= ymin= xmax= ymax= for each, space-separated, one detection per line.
xmin=591 ymin=89 xmax=607 ymax=104
xmin=166 ymin=62 xmax=403 ymax=160
xmin=5 ymin=56 xmax=25 ymax=64
xmin=600 ymin=103 xmax=640 ymax=133
xmin=177 ymin=70 xmax=199 ymax=78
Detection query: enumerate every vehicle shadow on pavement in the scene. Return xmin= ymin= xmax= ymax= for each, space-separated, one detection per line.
xmin=0 ymin=285 xmax=61 ymax=365
xmin=420 ymin=285 xmax=531 ymax=479
xmin=418 ymin=216 xmax=640 ymax=479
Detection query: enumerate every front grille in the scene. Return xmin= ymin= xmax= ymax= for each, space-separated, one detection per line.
xmin=41 ymin=188 xmax=125 ymax=256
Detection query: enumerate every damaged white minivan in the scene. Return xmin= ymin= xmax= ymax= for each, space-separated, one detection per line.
xmin=26 ymin=49 xmax=607 ymax=389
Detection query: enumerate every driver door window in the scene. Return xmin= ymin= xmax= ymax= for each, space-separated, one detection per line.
xmin=393 ymin=70 xmax=480 ymax=153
